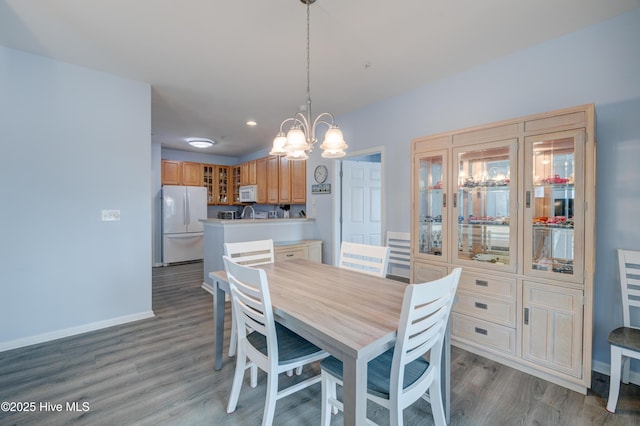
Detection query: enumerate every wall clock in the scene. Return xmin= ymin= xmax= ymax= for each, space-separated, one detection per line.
xmin=314 ymin=165 xmax=328 ymax=183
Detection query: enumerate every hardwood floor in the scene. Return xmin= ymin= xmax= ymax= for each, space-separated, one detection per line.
xmin=1 ymin=261 xmax=638 ymax=425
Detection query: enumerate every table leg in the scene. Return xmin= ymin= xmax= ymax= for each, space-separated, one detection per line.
xmin=341 ymin=355 xmax=367 ymax=426
xmin=213 ymin=279 xmax=226 ymax=371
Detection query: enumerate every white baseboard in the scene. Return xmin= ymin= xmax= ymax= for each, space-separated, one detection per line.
xmin=201 ymin=281 xmax=213 ymax=295
xmin=0 ymin=311 xmax=155 ymax=353
xmin=592 ymin=359 xmax=640 ymax=386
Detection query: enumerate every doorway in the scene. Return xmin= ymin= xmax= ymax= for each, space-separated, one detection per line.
xmin=333 ymin=148 xmax=384 ymax=264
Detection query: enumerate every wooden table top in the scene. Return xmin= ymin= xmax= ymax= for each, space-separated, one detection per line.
xmin=258 ymin=259 xmax=407 ymax=360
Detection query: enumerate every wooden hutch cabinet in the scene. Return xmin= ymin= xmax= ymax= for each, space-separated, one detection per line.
xmin=410 ymin=104 xmax=596 ymax=393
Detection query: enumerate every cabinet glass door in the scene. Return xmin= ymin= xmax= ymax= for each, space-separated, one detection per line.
xmin=524 ymin=130 xmax=584 ymax=282
xmin=415 ymin=151 xmax=448 ymax=261
xmin=453 ymin=140 xmax=518 ymax=272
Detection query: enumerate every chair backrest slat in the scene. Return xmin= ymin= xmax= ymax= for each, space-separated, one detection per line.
xmin=338 ymin=241 xmax=391 ymax=278
xmin=224 ymin=239 xmax=274 ymax=266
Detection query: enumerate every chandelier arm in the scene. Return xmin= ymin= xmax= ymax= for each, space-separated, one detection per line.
xmin=311 ymin=112 xmax=337 ymax=131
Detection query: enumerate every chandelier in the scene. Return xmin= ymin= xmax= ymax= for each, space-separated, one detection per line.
xmin=269 ymin=0 xmax=347 ymax=161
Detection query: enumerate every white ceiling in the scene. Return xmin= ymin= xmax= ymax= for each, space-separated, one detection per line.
xmin=1 ymin=0 xmax=639 ymax=157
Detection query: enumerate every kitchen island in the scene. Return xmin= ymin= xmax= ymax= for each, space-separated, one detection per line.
xmin=200 ymin=218 xmax=321 ymax=293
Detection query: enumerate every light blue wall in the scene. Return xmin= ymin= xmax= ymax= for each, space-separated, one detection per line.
xmin=0 ymin=46 xmax=153 ymax=349
xmin=309 ymin=9 xmax=640 ymax=370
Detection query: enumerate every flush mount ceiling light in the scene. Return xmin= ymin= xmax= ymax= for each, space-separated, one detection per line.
xmin=246 ymin=120 xmax=257 ymax=127
xmin=186 ymin=138 xmax=215 ymax=148
xmin=270 ymin=0 xmax=347 ymax=161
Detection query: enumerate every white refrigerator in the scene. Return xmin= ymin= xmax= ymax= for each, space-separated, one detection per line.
xmin=162 ymin=185 xmax=208 ymax=264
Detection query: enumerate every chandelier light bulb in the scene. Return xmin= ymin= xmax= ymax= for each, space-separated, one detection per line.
xmin=285 ymin=126 xmax=308 ymax=151
xmin=269 ymin=132 xmax=288 ymax=155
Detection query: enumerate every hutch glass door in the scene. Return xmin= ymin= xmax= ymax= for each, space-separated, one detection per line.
xmin=524 ymin=130 xmax=584 ymax=282
xmin=453 ymin=140 xmax=518 ymax=272
xmin=415 ymin=150 xmax=448 ymax=262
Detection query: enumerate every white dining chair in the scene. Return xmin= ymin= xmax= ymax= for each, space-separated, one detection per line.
xmin=338 ymin=241 xmax=391 ymax=278
xmin=320 ymin=268 xmax=461 ymax=426
xmin=224 ymin=239 xmax=275 ymax=358
xmin=607 ymin=249 xmax=640 ymax=413
xmin=223 ymin=256 xmax=328 ymax=426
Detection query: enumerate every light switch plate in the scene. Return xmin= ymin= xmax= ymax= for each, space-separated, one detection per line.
xmin=101 ymin=210 xmax=121 ymax=221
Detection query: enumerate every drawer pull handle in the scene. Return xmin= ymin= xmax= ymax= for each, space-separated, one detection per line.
xmin=286 ymin=253 xmax=294 ymax=257
xmin=475 ymin=279 xmax=488 ymax=287
xmin=474 ymin=327 xmax=488 ymax=336
xmin=474 ymin=302 xmax=488 ymax=310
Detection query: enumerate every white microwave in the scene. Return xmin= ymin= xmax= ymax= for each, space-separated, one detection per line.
xmin=239 ymin=185 xmax=258 ymax=203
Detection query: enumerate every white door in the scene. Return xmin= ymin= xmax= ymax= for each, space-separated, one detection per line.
xmin=342 ymin=161 xmax=382 ymax=245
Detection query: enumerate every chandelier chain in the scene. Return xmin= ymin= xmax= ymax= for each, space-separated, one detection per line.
xmin=306 ymin=1 xmax=311 ymax=107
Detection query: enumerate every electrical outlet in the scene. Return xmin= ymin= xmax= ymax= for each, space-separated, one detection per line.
xmin=101 ymin=210 xmax=121 ymax=221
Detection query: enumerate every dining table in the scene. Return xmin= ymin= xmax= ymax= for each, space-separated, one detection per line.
xmin=209 ymin=258 xmax=451 ymax=426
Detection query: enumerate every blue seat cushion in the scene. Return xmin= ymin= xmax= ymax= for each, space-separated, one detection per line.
xmin=247 ymin=323 xmax=324 ymax=364
xmin=320 ymin=348 xmax=430 ymax=399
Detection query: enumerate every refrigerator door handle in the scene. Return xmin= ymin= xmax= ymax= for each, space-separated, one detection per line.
xmin=183 ymin=193 xmax=188 ymax=225
xmin=185 ymin=192 xmax=190 ymax=225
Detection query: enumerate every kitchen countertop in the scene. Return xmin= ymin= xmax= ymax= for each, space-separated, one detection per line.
xmin=201 ymin=218 xmax=315 ymax=225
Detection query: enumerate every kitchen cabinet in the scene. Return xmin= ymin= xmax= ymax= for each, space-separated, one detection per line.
xmin=181 ymin=162 xmax=202 ymax=186
xmin=291 ymin=160 xmax=306 ymax=204
xmin=162 ymin=160 xmax=202 ymax=187
xmin=224 ymin=155 xmax=306 ymax=205
xmin=256 ymin=157 xmax=267 ymax=204
xmin=203 ymin=164 xmax=215 ymax=204
xmin=203 ymin=164 xmax=232 ymax=205
xmin=410 ymin=104 xmax=595 ymax=393
xmin=239 ymin=160 xmax=257 ymax=186
xmin=232 ymin=165 xmax=241 ymax=204
xmin=278 ymin=157 xmax=291 ymax=203
xmin=266 ymin=156 xmax=279 ymax=204
xmin=162 ymin=160 xmax=181 ymax=185
xmin=274 ymin=240 xmax=322 ymax=263
xmin=214 ymin=166 xmax=230 ymax=204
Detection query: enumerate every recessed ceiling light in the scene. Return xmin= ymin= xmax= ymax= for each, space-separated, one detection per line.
xmin=246 ymin=120 xmax=257 ymax=127
xmin=186 ymin=138 xmax=214 ymax=148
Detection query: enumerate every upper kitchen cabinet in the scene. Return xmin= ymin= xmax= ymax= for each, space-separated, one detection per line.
xmin=181 ymin=162 xmax=202 ymax=186
xmin=266 ymin=156 xmax=279 ymax=204
xmin=410 ymin=104 xmax=595 ymax=394
xmin=255 ymin=157 xmax=267 ymax=204
xmin=239 ymin=160 xmax=257 ymax=186
xmin=214 ymin=165 xmax=230 ymax=205
xmin=232 ymin=165 xmax=241 ymax=204
xmin=278 ymin=157 xmax=291 ymax=203
xmin=162 ymin=160 xmax=181 ymax=185
xmin=290 ymin=160 xmax=306 ymax=204
xmin=161 ymin=160 xmax=202 ymax=187
xmin=203 ymin=164 xmax=215 ymax=204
